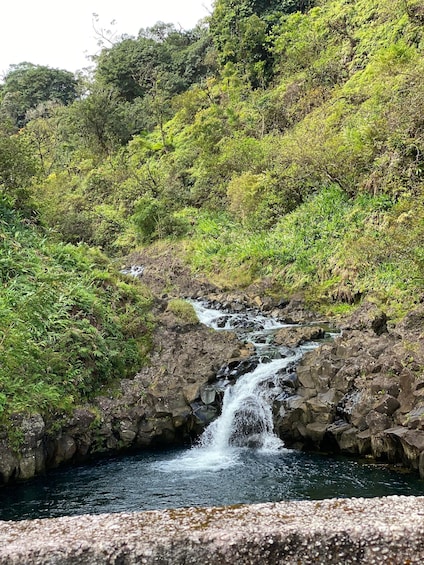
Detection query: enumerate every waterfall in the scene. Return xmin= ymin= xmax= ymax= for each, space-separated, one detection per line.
xmin=154 ymin=300 xmax=313 ymax=472
xmin=199 ymin=355 xmax=301 ymax=452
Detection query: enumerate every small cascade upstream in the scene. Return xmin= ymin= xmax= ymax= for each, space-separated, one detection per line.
xmin=155 ymin=300 xmax=319 ymax=472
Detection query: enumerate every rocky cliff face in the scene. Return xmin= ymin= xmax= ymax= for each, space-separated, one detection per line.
xmin=275 ymin=303 xmax=424 ymax=478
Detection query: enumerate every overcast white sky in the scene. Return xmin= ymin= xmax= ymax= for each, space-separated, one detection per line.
xmin=0 ymin=1 xmax=213 ymax=78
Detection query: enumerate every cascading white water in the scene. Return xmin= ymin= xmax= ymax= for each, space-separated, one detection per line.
xmin=154 ymin=300 xmax=311 ymax=472
xmin=121 ymin=277 xmax=328 ymax=473
xmin=199 ymin=355 xmax=301 ymax=452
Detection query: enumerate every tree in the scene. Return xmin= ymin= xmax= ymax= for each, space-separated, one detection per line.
xmin=209 ymin=0 xmax=314 ymax=85
xmin=95 ymin=24 xmax=213 ymax=104
xmin=0 ymin=131 xmax=38 ymax=211
xmin=58 ymin=87 xmax=135 ymax=156
xmin=0 ymin=63 xmax=78 ymax=128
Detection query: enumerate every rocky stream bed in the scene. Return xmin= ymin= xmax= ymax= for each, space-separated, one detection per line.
xmin=1 ymin=246 xmax=423 ymax=484
xmin=1 ymin=246 xmax=424 ymax=562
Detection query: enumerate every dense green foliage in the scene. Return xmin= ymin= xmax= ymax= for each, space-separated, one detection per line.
xmin=96 ymin=23 xmax=213 ymax=102
xmin=1 ymin=0 xmax=424 ymax=419
xmin=209 ymin=0 xmax=313 ymax=84
xmin=0 ymin=203 xmax=152 ymax=419
xmin=186 ymin=186 xmax=423 ymax=316
xmin=0 ymin=63 xmax=78 ymax=129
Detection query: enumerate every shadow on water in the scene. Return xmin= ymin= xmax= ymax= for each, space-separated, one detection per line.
xmin=0 ymin=447 xmax=423 ymax=521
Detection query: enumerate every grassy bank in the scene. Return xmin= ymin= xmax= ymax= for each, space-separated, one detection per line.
xmin=0 ymin=203 xmax=153 ymax=419
xmin=184 ymin=185 xmax=424 ymax=319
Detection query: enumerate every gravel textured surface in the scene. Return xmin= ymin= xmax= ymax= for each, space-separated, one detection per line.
xmin=1 ymin=496 xmax=424 ymax=563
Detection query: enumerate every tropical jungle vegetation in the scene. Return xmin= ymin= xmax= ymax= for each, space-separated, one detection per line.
xmin=0 ymin=0 xmax=423 ymax=421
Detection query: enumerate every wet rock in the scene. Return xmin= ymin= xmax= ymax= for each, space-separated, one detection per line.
xmin=274 ymin=326 xmax=325 ymax=348
xmin=200 ymin=385 xmax=217 ymax=405
xmin=216 ymin=357 xmax=259 ymax=381
xmin=326 ymin=419 xmax=352 ymax=439
xmin=192 ymin=404 xmax=218 ymax=426
xmin=4 ymin=415 xmax=47 ymax=480
xmin=325 ymin=421 xmax=360 ymax=453
xmin=54 ymin=436 xmax=77 ymax=466
xmin=420 ymin=451 xmax=424 ymax=478
xmin=0 ymin=445 xmax=18 ymax=484
xmin=149 ymin=416 xmax=176 ymax=445
xmin=278 ymin=372 xmax=299 ymax=389
xmin=385 ymin=427 xmax=424 ymax=474
xmin=356 ymin=429 xmax=372 ymax=454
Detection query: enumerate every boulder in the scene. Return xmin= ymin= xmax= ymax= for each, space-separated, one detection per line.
xmin=370 ymin=375 xmax=400 ymax=397
xmin=338 ymin=426 xmax=360 ymax=453
xmin=0 ymin=445 xmax=18 ymax=484
xmin=385 ymin=427 xmax=424 ymax=472
xmin=274 ymin=326 xmax=325 ymax=348
xmin=373 ymin=394 xmax=400 ymax=417
xmin=365 ymin=411 xmax=392 ymax=434
xmin=53 ymin=436 xmax=77 ymax=466
xmin=305 ymin=422 xmax=328 ymax=443
xmin=341 ymin=302 xmax=388 ymax=335
xmin=118 ymin=420 xmax=138 ymax=444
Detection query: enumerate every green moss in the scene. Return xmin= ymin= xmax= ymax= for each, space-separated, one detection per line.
xmin=167 ymin=299 xmax=199 ymax=324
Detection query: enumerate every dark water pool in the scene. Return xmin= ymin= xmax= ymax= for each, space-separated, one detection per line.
xmin=1 ymin=447 xmax=422 ymax=521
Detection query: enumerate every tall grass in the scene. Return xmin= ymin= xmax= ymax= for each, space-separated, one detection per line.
xmin=185 ymin=186 xmax=424 ymax=317
xmin=0 ymin=203 xmax=153 ymax=419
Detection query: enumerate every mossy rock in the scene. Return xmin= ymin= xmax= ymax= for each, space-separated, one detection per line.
xmin=166 ymin=299 xmax=199 ymax=324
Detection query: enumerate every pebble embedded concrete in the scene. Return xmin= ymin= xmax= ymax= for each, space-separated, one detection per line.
xmin=0 ymin=496 xmax=423 ymax=564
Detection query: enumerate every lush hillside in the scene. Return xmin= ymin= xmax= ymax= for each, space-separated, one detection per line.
xmin=0 ymin=0 xmax=423 ymax=420
xmin=0 ymin=202 xmax=152 ymax=420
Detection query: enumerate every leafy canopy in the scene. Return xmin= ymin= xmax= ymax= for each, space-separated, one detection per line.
xmin=1 ymin=63 xmax=78 ymax=128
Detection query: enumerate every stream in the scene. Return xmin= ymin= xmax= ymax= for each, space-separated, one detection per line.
xmin=1 ymin=299 xmax=423 ymax=521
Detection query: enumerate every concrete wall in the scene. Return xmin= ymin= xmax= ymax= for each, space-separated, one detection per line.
xmin=1 ymin=496 xmax=423 ymax=564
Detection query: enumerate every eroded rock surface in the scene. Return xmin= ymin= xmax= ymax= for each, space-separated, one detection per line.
xmin=277 ymin=303 xmax=424 ymax=477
